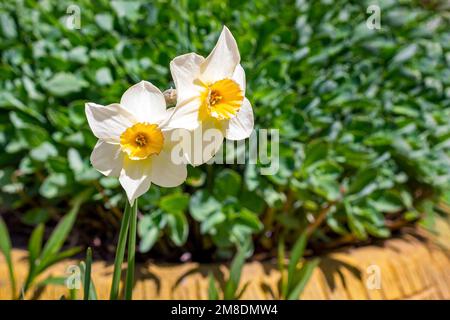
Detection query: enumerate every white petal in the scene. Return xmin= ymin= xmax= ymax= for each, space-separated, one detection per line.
xmin=224 ymin=98 xmax=254 ymax=140
xmin=170 ymin=53 xmax=205 ymax=103
xmin=120 ymin=81 xmax=167 ymax=123
xmin=119 ymin=157 xmax=152 ymax=204
xmin=90 ymin=140 xmax=124 ymax=176
xmin=181 ymin=120 xmax=224 ymax=166
xmin=232 ymin=64 xmax=246 ymax=94
xmin=165 ymin=99 xmax=201 ymax=131
xmin=150 ymin=150 xmax=187 ymax=188
xmin=200 ymin=26 xmax=240 ymax=83
xmin=85 ymin=103 xmax=135 ymax=143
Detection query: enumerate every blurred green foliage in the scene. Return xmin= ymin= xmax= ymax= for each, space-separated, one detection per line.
xmin=0 ymin=0 xmax=449 ymax=259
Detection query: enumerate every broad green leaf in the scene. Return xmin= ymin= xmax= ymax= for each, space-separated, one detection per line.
xmin=139 ymin=225 xmax=158 ymax=253
xmin=167 ymin=211 xmax=188 ymax=246
xmin=43 ymin=73 xmax=88 ymax=96
xmin=190 ymin=190 xmax=221 ymax=221
xmin=213 ymin=169 xmax=242 ymax=201
xmin=160 ymin=193 xmax=189 ymax=214
xmin=0 ymin=12 xmax=17 ymax=39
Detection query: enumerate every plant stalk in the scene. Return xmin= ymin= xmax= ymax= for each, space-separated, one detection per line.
xmin=109 ymin=200 xmax=132 ymax=300
xmin=124 ymin=199 xmax=138 ymax=300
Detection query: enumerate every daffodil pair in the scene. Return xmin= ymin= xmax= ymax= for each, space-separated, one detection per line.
xmin=86 ymin=26 xmax=253 ymax=203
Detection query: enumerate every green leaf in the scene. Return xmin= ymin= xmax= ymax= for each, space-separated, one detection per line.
xmin=110 ymin=199 xmax=132 ymax=300
xmin=22 ymin=208 xmax=50 ymax=226
xmin=310 ymin=176 xmax=340 ymax=201
xmin=68 ymin=148 xmax=84 ymax=174
xmin=348 ymin=168 xmax=378 ymax=195
xmin=213 ymin=169 xmax=242 ymax=201
xmin=287 ymin=258 xmax=320 ymax=300
xmin=95 ymin=13 xmax=114 ymax=31
xmin=28 ymin=224 xmax=44 ymax=271
xmin=139 ymin=226 xmax=159 ymax=253
xmin=160 ymin=193 xmax=189 ymax=214
xmin=0 ymin=217 xmax=16 ymax=298
xmin=39 ymin=173 xmax=67 ymax=199
xmin=200 ymin=211 xmax=226 ymax=234
xmin=95 ymin=67 xmax=113 ymax=86
xmin=80 ymin=260 xmax=98 ymax=301
xmin=30 ymin=142 xmax=58 ymax=162
xmin=83 ymin=248 xmax=92 ymax=300
xmin=39 ymin=192 xmax=88 ymax=265
xmin=43 ymin=73 xmax=88 ymax=96
xmin=38 ymin=247 xmax=82 ymax=272
xmin=287 ymin=232 xmax=308 ymax=293
xmin=111 ymin=1 xmax=141 ymax=20
xmin=0 ymin=12 xmax=17 ymax=39
xmin=167 ymin=211 xmax=188 ymax=246
xmin=224 ymin=245 xmax=247 ymax=300
xmin=302 ymin=140 xmax=328 ymax=173
xmin=345 ymin=201 xmax=368 ymax=240
xmin=369 ymin=192 xmax=404 ymax=213
xmin=190 ymin=190 xmax=221 ymax=221
xmin=208 ymin=273 xmax=219 ymax=300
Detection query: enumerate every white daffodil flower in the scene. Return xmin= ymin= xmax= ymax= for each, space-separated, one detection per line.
xmin=168 ymin=26 xmax=254 ymax=166
xmin=85 ymin=81 xmax=187 ymax=203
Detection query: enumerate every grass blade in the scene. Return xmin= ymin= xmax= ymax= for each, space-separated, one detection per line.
xmin=124 ymin=199 xmax=138 ymax=300
xmin=287 ymin=232 xmax=308 ymax=292
xmin=28 ymin=224 xmax=44 ymax=273
xmin=287 ymin=258 xmax=320 ymax=300
xmin=110 ymin=200 xmax=132 ymax=300
xmin=277 ymin=236 xmax=287 ymax=299
xmin=84 ymin=247 xmax=92 ymax=300
xmin=80 ymin=261 xmax=98 ymax=300
xmin=39 ymin=191 xmax=88 ymax=263
xmin=208 ymin=272 xmax=219 ymax=300
xmin=37 ymin=247 xmax=82 ymax=273
xmin=0 ymin=217 xmax=16 ymax=299
xmin=224 ymin=245 xmax=246 ymax=300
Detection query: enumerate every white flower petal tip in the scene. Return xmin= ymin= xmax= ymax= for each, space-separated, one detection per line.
xmin=224 ymin=98 xmax=254 ymax=141
xmin=200 ymin=26 xmax=241 ymax=83
xmin=120 ymin=81 xmax=167 ymax=123
xmin=119 ymin=158 xmax=153 ymax=204
xmin=85 ymin=102 xmax=135 ymax=143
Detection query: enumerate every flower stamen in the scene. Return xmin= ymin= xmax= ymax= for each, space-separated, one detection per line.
xmin=199 ymin=79 xmax=243 ymax=121
xmin=120 ymin=123 xmax=164 ymax=160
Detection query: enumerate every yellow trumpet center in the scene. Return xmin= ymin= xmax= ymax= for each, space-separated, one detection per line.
xmin=120 ymin=122 xmax=164 ymax=160
xmin=199 ymin=79 xmax=244 ymax=121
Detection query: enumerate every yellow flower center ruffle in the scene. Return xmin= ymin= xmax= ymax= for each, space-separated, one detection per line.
xmin=120 ymin=122 xmax=164 ymax=160
xmin=199 ymin=79 xmax=243 ymax=121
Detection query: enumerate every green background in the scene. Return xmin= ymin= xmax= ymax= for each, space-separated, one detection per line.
xmin=0 ymin=0 xmax=449 ymax=261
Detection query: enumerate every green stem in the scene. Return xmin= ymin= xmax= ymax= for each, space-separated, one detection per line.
xmin=109 ymin=200 xmax=132 ymax=300
xmin=124 ymin=199 xmax=138 ymax=300
xmin=84 ymin=247 xmax=92 ymax=300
